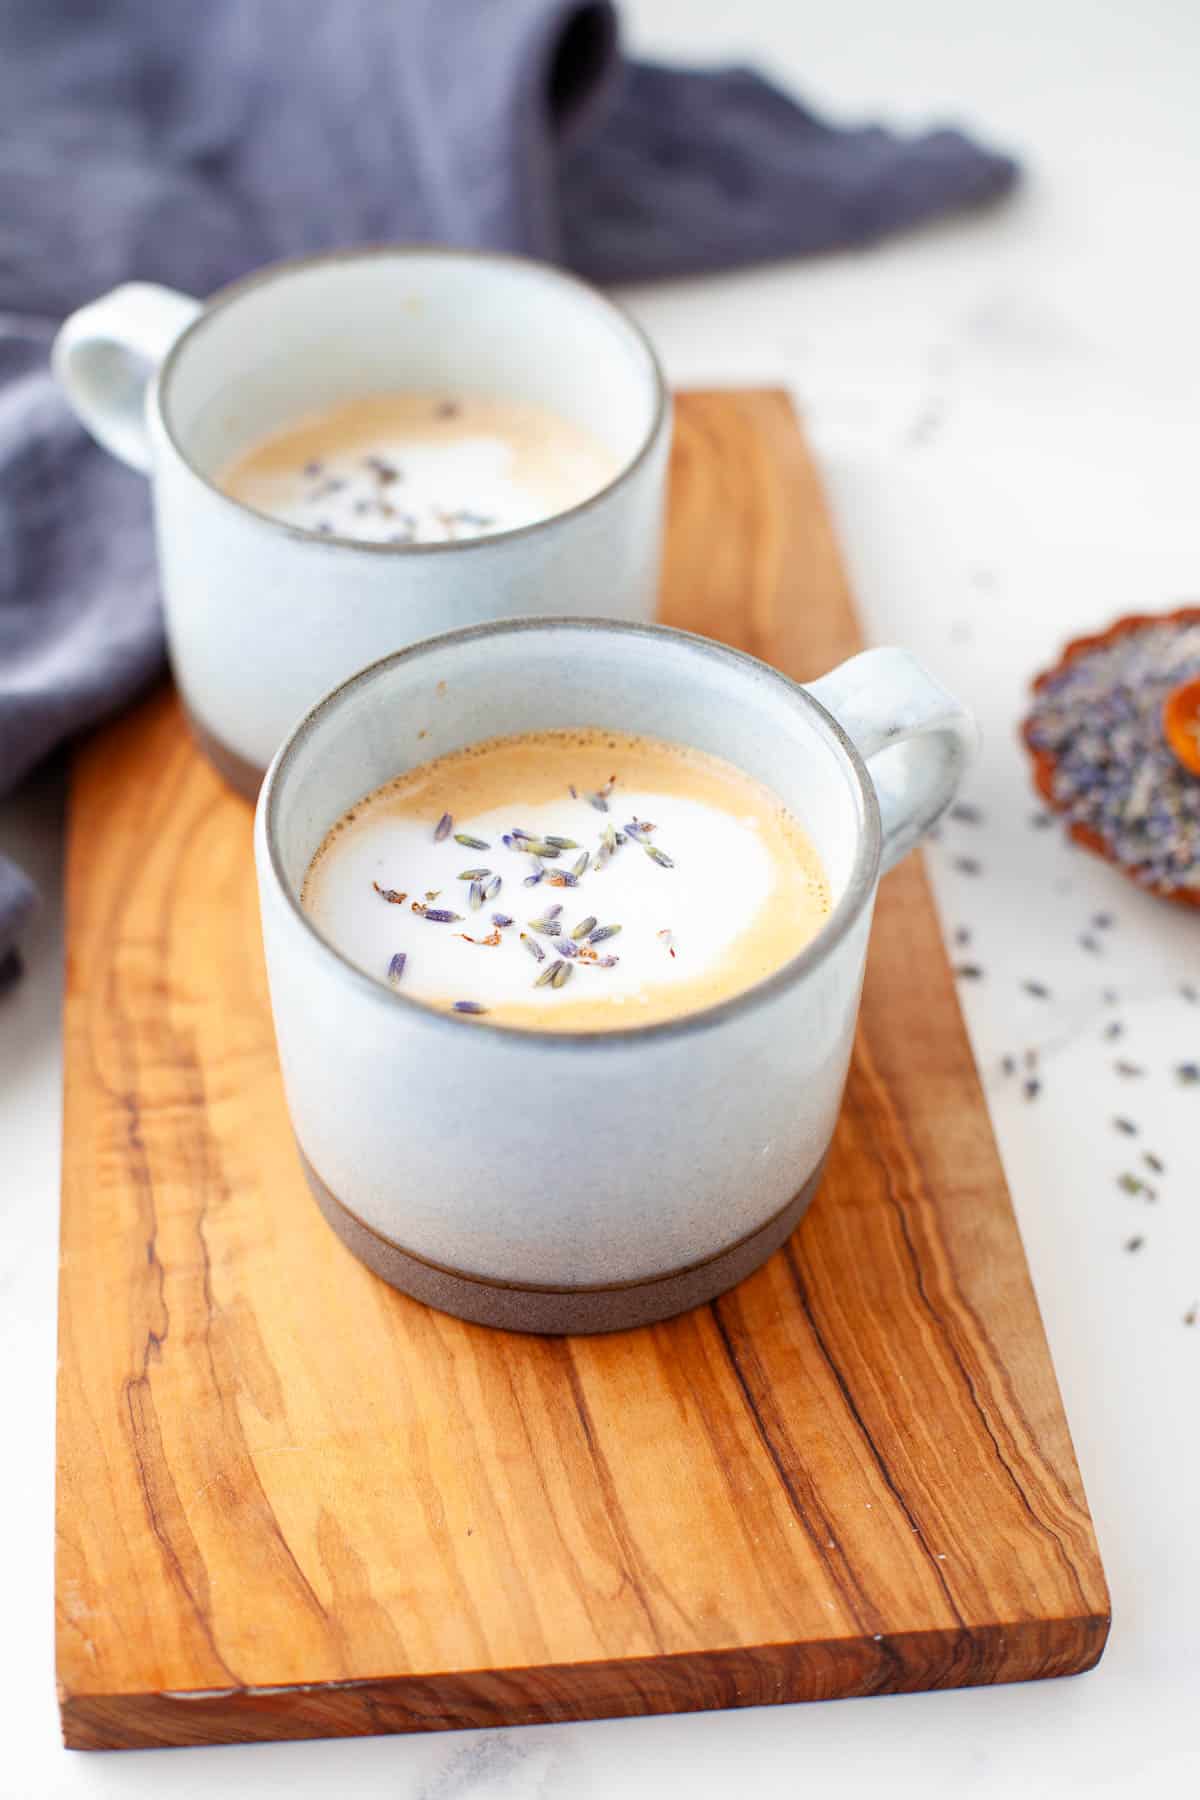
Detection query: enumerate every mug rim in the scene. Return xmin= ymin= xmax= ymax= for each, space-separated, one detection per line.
xmin=258 ymin=616 xmax=883 ymax=1051
xmin=154 ymin=243 xmax=670 ymax=557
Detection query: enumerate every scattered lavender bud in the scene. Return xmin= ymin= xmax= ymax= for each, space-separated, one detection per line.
xmin=453 ymin=1001 xmax=487 ymax=1015
xmin=571 ymin=916 xmax=598 ymax=941
xmin=386 ymin=953 xmax=406 ymax=984
xmin=589 ymin=923 xmax=622 ymax=944
xmin=434 ymin=812 xmax=453 ymax=842
xmin=492 ymin=913 xmax=513 ymax=929
xmin=423 ymin=908 xmax=462 ymax=923
xmin=454 ymin=833 xmax=490 ymax=850
xmin=521 ymin=934 xmax=546 ymax=963
xmin=483 ymin=874 xmax=502 ymax=901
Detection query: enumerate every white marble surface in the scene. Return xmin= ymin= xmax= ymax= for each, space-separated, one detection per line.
xmin=2 ymin=0 xmax=1198 ymax=1793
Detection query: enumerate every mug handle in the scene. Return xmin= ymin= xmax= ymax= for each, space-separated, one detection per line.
xmin=805 ymin=648 xmax=978 ymax=874
xmin=52 ymin=282 xmax=203 ymax=473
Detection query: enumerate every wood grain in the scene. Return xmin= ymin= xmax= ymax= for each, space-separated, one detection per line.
xmin=56 ymin=390 xmax=1109 ymax=1751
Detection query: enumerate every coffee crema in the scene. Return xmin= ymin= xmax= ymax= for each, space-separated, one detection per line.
xmin=301 ymin=730 xmax=831 ymax=1031
xmin=218 ymin=393 xmax=619 ymax=544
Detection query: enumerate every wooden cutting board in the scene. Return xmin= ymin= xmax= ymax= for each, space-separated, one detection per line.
xmin=56 ymin=391 xmax=1109 ymax=1751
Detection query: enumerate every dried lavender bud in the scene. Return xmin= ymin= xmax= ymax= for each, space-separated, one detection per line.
xmin=386 ymin=953 xmax=406 ymax=983
xmin=434 ymin=812 xmax=453 ymax=842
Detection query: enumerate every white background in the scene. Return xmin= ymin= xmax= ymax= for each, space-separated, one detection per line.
xmin=3 ymin=1 xmax=1198 ymax=1793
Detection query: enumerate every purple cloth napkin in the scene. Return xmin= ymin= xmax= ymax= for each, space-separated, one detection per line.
xmin=0 ymin=0 xmax=1017 ymax=960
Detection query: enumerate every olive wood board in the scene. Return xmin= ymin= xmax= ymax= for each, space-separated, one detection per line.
xmin=56 ymin=389 xmax=1109 ymax=1750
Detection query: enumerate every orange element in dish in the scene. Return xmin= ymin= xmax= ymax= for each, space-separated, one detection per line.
xmin=1163 ymin=675 xmax=1200 ymax=777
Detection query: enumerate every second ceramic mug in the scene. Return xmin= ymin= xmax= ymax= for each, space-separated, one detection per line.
xmin=52 ymin=248 xmax=670 ymax=795
xmin=255 ymin=618 xmax=977 ymax=1334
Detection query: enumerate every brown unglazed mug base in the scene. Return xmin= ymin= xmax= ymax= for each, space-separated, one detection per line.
xmin=298 ymin=1144 xmax=827 ymax=1335
xmin=184 ymin=704 xmax=266 ymax=802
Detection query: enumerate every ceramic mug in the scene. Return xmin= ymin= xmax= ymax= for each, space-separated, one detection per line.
xmin=255 ymin=617 xmax=976 ymax=1334
xmin=52 ymin=249 xmax=670 ymax=796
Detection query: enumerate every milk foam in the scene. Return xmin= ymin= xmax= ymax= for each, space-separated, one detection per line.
xmin=302 ymin=732 xmax=831 ymax=1032
xmin=219 ymin=393 xmax=619 ymax=544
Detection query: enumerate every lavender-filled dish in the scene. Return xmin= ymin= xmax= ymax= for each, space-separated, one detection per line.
xmin=1024 ymin=607 xmax=1200 ymax=906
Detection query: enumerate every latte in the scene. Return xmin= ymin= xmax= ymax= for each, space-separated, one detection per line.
xmin=302 ymin=729 xmax=831 ymax=1031
xmin=218 ymin=393 xmax=619 ymax=545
